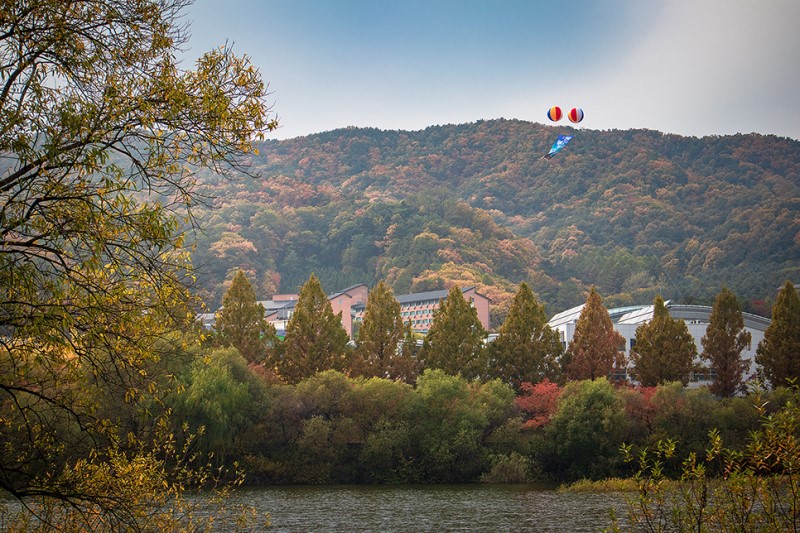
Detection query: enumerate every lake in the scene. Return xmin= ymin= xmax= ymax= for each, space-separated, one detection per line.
xmin=204 ymin=484 xmax=628 ymax=532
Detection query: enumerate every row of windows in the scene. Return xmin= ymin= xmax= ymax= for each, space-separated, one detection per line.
xmin=400 ymin=299 xmax=439 ymax=309
xmin=402 ymin=310 xmax=432 ymax=317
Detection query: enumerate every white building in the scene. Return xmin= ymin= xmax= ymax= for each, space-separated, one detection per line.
xmin=548 ymin=301 xmax=771 ymax=387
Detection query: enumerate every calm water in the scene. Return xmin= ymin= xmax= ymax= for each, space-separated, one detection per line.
xmin=206 ymin=485 xmax=627 ymax=532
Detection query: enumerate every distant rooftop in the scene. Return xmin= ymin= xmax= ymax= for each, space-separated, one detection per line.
xmin=548 ymin=301 xmax=770 ymax=331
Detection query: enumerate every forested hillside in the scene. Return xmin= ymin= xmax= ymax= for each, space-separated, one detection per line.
xmin=190 ymin=119 xmax=800 ymax=325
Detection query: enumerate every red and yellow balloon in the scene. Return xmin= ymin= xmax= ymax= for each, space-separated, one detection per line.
xmin=547 ymin=106 xmax=562 ymax=122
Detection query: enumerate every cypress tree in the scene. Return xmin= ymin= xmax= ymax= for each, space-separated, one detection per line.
xmin=564 ymin=287 xmax=625 ymax=381
xmin=419 ymin=286 xmax=487 ymax=381
xmin=351 ymin=280 xmax=417 ymax=381
xmin=487 ymin=282 xmax=562 ymax=390
xmin=756 ymin=281 xmax=800 ymax=388
xmin=398 ymin=321 xmax=424 ymax=384
xmin=701 ymin=287 xmax=751 ymax=397
xmin=215 ymin=269 xmax=276 ymax=364
xmin=278 ymin=274 xmax=349 ymax=384
xmin=631 ymin=295 xmax=697 ymax=386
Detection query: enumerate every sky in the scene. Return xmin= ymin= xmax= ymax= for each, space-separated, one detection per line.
xmin=182 ymin=0 xmax=800 ymax=141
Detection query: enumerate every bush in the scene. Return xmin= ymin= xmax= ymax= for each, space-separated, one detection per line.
xmin=480 ymin=452 xmax=532 ymax=484
xmin=610 ymin=386 xmax=800 ymax=532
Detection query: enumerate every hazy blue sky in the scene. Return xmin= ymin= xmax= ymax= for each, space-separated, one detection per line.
xmin=183 ymin=0 xmax=800 ymax=140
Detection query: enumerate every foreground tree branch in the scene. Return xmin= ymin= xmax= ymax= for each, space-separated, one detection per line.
xmin=0 ymin=0 xmax=277 ymax=527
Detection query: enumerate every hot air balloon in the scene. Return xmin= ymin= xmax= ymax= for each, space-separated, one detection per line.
xmin=568 ymin=107 xmax=584 ymax=123
xmin=547 ymin=106 xmax=562 ymax=122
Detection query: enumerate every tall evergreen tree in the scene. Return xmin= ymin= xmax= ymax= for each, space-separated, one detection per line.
xmin=398 ymin=321 xmax=424 ymax=384
xmin=487 ymin=282 xmax=562 ymax=390
xmin=564 ymin=287 xmax=624 ymax=381
xmin=419 ymin=286 xmax=487 ymax=381
xmin=215 ymin=270 xmax=276 ymax=364
xmin=278 ymin=274 xmax=349 ymax=383
xmin=756 ymin=281 xmax=800 ymax=388
xmin=701 ymin=287 xmax=752 ymax=397
xmin=351 ymin=281 xmax=418 ymax=381
xmin=630 ymin=295 xmax=697 ymax=386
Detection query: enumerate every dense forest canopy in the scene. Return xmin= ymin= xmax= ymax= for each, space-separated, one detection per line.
xmin=190 ymin=119 xmax=800 ymax=323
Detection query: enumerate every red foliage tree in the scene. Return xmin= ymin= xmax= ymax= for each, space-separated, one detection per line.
xmin=515 ymin=379 xmax=563 ymax=428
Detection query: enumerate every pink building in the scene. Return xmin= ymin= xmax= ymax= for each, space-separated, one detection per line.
xmin=327 ymin=284 xmax=369 ymax=338
xmin=353 ymin=286 xmax=490 ymax=335
xmin=253 ymin=283 xmax=489 ymax=340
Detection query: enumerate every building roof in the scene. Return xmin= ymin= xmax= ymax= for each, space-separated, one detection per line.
xmin=548 ymin=304 xmax=584 ymax=328
xmin=396 ymin=288 xmax=450 ymax=304
xmin=548 ymin=301 xmax=770 ymax=333
xmin=617 ymin=303 xmax=771 ymax=331
xmin=257 ymin=299 xmax=295 ymax=312
xmin=328 ymin=283 xmax=368 ymax=301
xmin=395 ymin=286 xmax=485 ymax=304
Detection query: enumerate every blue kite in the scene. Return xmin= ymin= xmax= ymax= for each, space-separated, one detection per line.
xmin=543 ymin=134 xmax=573 ymax=160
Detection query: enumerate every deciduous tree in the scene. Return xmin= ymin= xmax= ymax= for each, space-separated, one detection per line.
xmin=278 ymin=274 xmax=349 ymax=383
xmin=215 ymin=269 xmax=276 ymax=364
xmin=563 ymin=287 xmax=625 ymax=381
xmin=545 ymin=378 xmax=627 ymax=479
xmin=419 ymin=286 xmax=487 ymax=381
xmin=515 ymin=379 xmax=563 ymax=428
xmin=756 ymin=281 xmax=800 ymax=388
xmin=487 ymin=282 xmax=562 ymax=390
xmin=702 ymin=287 xmax=751 ymax=397
xmin=173 ymin=347 xmax=252 ymax=464
xmin=631 ymin=295 xmax=697 ymax=386
xmin=0 ymin=0 xmax=276 ymax=525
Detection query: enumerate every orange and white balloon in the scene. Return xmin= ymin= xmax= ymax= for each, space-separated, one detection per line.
xmin=568 ymin=107 xmax=584 ymax=123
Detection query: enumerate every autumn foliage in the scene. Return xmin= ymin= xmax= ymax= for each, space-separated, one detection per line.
xmin=563 ymin=287 xmax=625 ymax=381
xmin=515 ymin=379 xmax=563 ymax=428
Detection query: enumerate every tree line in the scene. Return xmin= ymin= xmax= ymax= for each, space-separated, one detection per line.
xmin=155 ymin=343 xmax=798 ymax=487
xmin=217 ymin=271 xmax=800 ymax=396
xmin=164 ymin=269 xmax=800 ymax=486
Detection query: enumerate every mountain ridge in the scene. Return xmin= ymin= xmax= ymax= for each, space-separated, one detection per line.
xmin=190 ymin=119 xmax=800 ymax=326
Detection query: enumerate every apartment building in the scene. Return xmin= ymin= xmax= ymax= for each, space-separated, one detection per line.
xmin=202 ymin=283 xmax=490 ymax=340
xmin=352 ymin=286 xmax=490 ymax=335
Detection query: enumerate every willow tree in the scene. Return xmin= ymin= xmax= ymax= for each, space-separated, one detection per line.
xmin=215 ymin=269 xmax=276 ymax=364
xmin=278 ymin=274 xmax=349 ymax=383
xmin=487 ymin=282 xmax=562 ymax=390
xmin=564 ymin=287 xmax=625 ymax=381
xmin=631 ymin=295 xmax=697 ymax=386
xmin=419 ymin=286 xmax=487 ymax=381
xmin=756 ymin=281 xmax=800 ymax=388
xmin=701 ymin=287 xmax=751 ymax=397
xmin=0 ymin=0 xmax=276 ymax=527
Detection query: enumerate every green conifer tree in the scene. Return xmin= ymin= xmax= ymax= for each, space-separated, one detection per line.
xmin=631 ymin=295 xmax=697 ymax=386
xmin=351 ymin=281 xmax=414 ymax=380
xmin=701 ymin=287 xmax=751 ymax=397
xmin=419 ymin=286 xmax=487 ymax=381
xmin=398 ymin=321 xmax=424 ymax=384
xmin=564 ymin=287 xmax=625 ymax=381
xmin=756 ymin=281 xmax=800 ymax=388
xmin=215 ymin=269 xmax=276 ymax=364
xmin=278 ymin=274 xmax=349 ymax=383
xmin=487 ymin=282 xmax=562 ymax=390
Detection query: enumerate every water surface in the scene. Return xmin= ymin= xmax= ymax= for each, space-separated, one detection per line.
xmin=212 ymin=484 xmax=626 ymax=532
